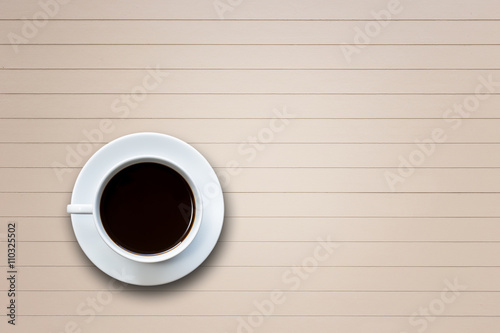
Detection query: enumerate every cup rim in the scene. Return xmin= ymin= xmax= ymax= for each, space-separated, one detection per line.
xmin=93 ymin=156 xmax=203 ymax=263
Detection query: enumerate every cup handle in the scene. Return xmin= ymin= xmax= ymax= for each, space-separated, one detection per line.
xmin=67 ymin=204 xmax=93 ymax=214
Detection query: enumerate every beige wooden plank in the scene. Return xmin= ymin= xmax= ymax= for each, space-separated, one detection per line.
xmin=4 ymin=45 xmax=500 ymax=69
xmin=0 ymin=316 xmax=498 ymax=333
xmin=3 ymin=217 xmax=500 ymax=242
xmin=2 ymin=119 xmax=500 ymax=144
xmin=2 ymin=143 xmax=500 ymax=168
xmin=12 ymin=241 xmax=500 ymax=266
xmin=2 ymin=21 xmax=500 ymax=44
xmin=3 ymin=266 xmax=499 ymax=291
xmin=15 ymin=291 xmax=495 ymax=315
xmin=1 ymin=0 xmax=499 ymax=19
xmin=2 ymin=192 xmax=500 ymax=217
xmin=2 ymin=69 xmax=498 ymax=93
xmin=4 ymin=167 xmax=500 ymax=193
xmin=2 ymin=94 xmax=499 ymax=119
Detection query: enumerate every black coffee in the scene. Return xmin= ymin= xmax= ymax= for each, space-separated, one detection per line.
xmin=99 ymin=162 xmax=195 ymax=255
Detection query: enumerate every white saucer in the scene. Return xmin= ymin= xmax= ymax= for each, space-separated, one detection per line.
xmin=69 ymin=132 xmax=224 ymax=286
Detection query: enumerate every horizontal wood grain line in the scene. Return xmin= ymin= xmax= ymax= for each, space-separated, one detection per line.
xmin=4 ymin=265 xmax=500 ymax=268
xmin=3 ymin=216 xmax=500 ymax=218
xmin=3 ymin=192 xmax=500 ymax=194
xmin=15 ymin=315 xmax=500 ymax=317
xmin=3 ymin=43 xmax=500 ymax=45
xmin=4 ymin=215 xmax=500 ymax=218
xmin=3 ymin=143 xmax=500 ymax=145
xmin=222 ymin=216 xmax=500 ymax=218
xmin=2 ymin=117 xmax=500 ymax=120
xmin=2 ymin=240 xmax=500 ymax=243
xmin=0 ymin=288 xmax=500 ymax=294
xmin=1 ymin=166 xmax=500 ymax=169
xmin=4 ymin=19 xmax=500 ymax=21
xmin=12 ymin=238 xmax=500 ymax=242
xmin=5 ymin=191 xmax=500 ymax=194
xmin=2 ymin=93 xmax=500 ymax=95
xmin=6 ymin=68 xmax=500 ymax=70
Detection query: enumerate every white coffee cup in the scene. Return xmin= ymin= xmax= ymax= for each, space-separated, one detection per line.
xmin=67 ymin=156 xmax=203 ymax=264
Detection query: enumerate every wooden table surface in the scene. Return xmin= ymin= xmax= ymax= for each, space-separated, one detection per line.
xmin=1 ymin=0 xmax=500 ymax=332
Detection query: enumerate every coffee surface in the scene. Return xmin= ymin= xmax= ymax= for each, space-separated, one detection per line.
xmin=100 ymin=162 xmax=194 ymax=255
